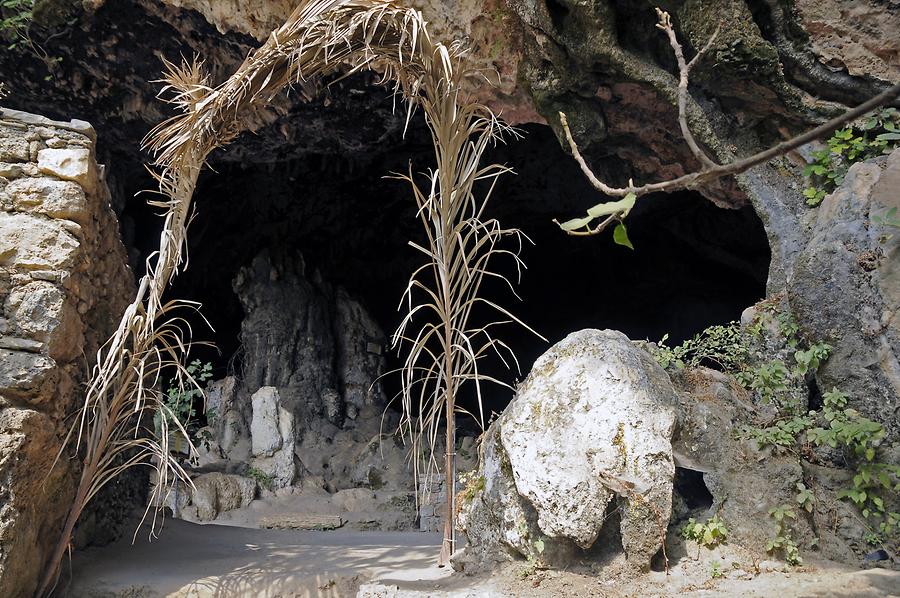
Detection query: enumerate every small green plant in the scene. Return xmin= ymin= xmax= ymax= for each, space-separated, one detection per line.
xmin=795 ymin=482 xmax=815 ymax=513
xmin=873 ymin=207 xmax=900 ymax=243
xmin=738 ymin=414 xmax=814 ymax=449
xmin=246 ymin=466 xmax=274 ymax=491
xmin=681 ymin=514 xmax=729 ymax=548
xmin=767 ymin=504 xmax=802 ymax=566
xmin=0 ymin=0 xmax=32 ymax=48
xmin=459 ymin=473 xmax=486 ymax=505
xmin=651 ymin=322 xmax=747 ymax=371
xmin=735 ymin=360 xmax=790 ymax=404
xmin=803 ymin=108 xmax=900 ymax=206
xmin=807 ymin=388 xmax=900 ymax=536
xmin=793 ymin=343 xmax=832 ymax=376
xmin=154 ymin=360 xmax=214 ymax=450
xmin=710 ymin=560 xmax=724 ymax=579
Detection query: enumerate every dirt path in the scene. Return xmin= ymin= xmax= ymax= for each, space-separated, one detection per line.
xmin=68 ymin=519 xmax=898 ymax=597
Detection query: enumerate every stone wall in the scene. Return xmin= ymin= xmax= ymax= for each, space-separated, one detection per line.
xmin=0 ymin=108 xmax=133 ymax=597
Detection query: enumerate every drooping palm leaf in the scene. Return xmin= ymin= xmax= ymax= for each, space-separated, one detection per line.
xmin=40 ymin=1 xmax=538 ymax=589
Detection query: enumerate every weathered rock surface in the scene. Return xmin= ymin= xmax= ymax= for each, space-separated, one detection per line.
xmin=181 ymin=472 xmax=258 ymax=522
xmin=669 ymin=366 xmax=876 ymax=564
xmin=249 ymin=386 xmax=297 ymax=488
xmin=789 ymin=150 xmax=900 ymax=433
xmin=0 ymin=109 xmax=133 ymax=597
xmin=460 ymin=329 xmax=677 ymax=571
xmin=795 ymin=0 xmax=900 ymax=83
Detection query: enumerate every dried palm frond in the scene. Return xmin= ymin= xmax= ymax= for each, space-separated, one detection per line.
xmin=41 ymin=1 xmax=534 ymax=588
xmin=389 ymin=81 xmax=545 ymax=562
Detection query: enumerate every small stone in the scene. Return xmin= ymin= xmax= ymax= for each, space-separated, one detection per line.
xmin=0 ymin=349 xmax=56 ymax=395
xmin=37 ymin=148 xmax=95 ymax=191
xmin=28 ymin=270 xmax=61 ymax=282
xmin=0 ymin=136 xmax=29 ymax=162
xmin=45 ymin=138 xmax=67 ymax=149
xmin=0 ymin=163 xmax=24 ymax=179
xmin=28 ymin=141 xmax=43 ymax=162
xmin=0 ymin=212 xmax=80 ymax=270
xmin=0 ymin=336 xmax=44 ymax=353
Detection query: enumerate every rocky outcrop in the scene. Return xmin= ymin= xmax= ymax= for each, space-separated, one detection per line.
xmin=460 ymin=328 xmax=880 ymax=574
xmin=182 ymin=472 xmax=258 ymax=522
xmin=0 ymin=108 xmax=132 ymax=597
xmin=788 ymin=150 xmax=900 ymax=433
xmin=186 ymin=249 xmax=417 ymax=525
xmin=795 ymin=0 xmax=900 ymax=83
xmin=459 ymin=329 xmax=677 ymax=572
xmin=232 ymin=249 xmax=386 ymax=436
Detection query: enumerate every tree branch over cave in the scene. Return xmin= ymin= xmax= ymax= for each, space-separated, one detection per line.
xmin=554 ymin=8 xmax=900 ymax=237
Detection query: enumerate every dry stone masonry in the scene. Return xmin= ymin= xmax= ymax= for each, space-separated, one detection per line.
xmin=0 ymin=108 xmax=132 ymax=597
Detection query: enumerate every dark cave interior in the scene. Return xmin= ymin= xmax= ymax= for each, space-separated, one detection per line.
xmin=124 ymin=114 xmax=771 ymax=422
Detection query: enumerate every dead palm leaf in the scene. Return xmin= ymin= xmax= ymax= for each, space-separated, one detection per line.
xmin=40 ymin=1 xmax=538 ymax=588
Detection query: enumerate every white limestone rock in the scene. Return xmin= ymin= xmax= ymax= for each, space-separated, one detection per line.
xmin=249 ymin=386 xmax=296 ymax=488
xmin=0 ymin=211 xmax=80 ymax=270
xmin=460 ymin=329 xmax=678 ymax=571
xmin=37 ymin=148 xmax=95 ymax=192
xmin=251 ymin=386 xmax=283 ymax=457
xmin=6 ymin=178 xmax=88 ymax=225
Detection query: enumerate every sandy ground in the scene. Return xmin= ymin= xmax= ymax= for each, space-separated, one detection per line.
xmin=67 ymin=518 xmax=444 ymax=597
xmin=67 ymin=519 xmax=899 ymax=597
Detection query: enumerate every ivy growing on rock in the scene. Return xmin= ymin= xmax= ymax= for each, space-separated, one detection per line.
xmin=651 ymin=303 xmax=899 ymax=562
xmin=803 ymin=108 xmax=900 ymax=206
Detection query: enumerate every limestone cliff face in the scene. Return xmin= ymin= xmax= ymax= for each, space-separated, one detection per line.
xmin=0 ymin=109 xmax=133 ymax=597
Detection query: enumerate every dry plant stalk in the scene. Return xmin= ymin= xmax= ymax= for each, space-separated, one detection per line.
xmin=40 ymin=0 xmax=531 ymax=589
xmin=389 ymin=55 xmax=543 ymax=562
xmin=555 ymin=8 xmax=900 ymax=236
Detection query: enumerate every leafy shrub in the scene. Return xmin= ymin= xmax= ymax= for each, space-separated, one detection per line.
xmin=246 ymin=466 xmax=274 ymax=491
xmin=0 ymin=0 xmax=32 ymax=48
xmin=803 ymin=108 xmax=900 ymax=206
xmin=651 ymin=322 xmax=747 ymax=371
xmin=154 ymin=360 xmax=214 ymax=451
xmin=807 ymin=389 xmax=900 ymax=535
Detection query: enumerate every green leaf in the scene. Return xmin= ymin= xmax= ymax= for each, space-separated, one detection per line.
xmin=613 ymin=222 xmax=634 ymax=250
xmin=559 ymin=216 xmax=593 ymax=231
xmin=586 ymin=192 xmax=637 ymax=219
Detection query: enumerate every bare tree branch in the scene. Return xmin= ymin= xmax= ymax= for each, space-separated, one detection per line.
xmin=556 ymin=8 xmax=900 ymax=237
xmin=656 ymin=8 xmax=719 ymax=170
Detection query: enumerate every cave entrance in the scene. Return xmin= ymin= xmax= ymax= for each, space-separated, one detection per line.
xmin=148 ymin=115 xmax=769 ymax=531
xmin=171 ymin=121 xmax=770 ymax=428
xmin=120 ymin=76 xmax=770 ymax=534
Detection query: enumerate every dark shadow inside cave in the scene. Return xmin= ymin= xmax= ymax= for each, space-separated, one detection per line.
xmin=156 ymin=120 xmax=770 ymax=425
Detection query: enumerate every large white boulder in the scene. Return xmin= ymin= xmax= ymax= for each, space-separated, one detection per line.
xmin=460 ymin=329 xmax=677 ymax=571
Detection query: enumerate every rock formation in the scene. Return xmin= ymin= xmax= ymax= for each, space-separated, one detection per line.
xmin=0 ymin=108 xmax=132 ymax=597
xmin=459 ymin=330 xmax=678 ymax=571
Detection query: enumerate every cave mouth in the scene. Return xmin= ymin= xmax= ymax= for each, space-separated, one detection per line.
xmin=165 ymin=120 xmax=770 ymax=425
